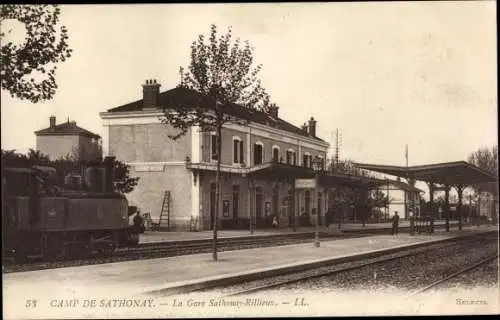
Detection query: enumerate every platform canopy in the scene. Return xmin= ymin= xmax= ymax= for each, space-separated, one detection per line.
xmin=352 ymin=161 xmax=497 ymax=186
xmin=247 ymin=162 xmax=387 ymax=189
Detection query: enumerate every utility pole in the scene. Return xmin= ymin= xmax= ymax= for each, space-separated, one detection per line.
xmin=335 ymin=129 xmax=342 ymax=169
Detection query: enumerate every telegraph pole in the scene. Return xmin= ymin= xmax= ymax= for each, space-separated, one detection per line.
xmin=335 ymin=129 xmax=342 ymax=168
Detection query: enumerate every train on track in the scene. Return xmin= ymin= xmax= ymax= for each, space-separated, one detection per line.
xmin=2 ymin=157 xmax=144 ymax=262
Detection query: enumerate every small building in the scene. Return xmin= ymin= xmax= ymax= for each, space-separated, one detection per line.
xmin=479 ymin=191 xmax=497 ymax=222
xmin=100 ymin=79 xmax=330 ymax=231
xmin=381 ymin=179 xmax=424 ymax=219
xmin=35 ymin=116 xmax=102 ymax=161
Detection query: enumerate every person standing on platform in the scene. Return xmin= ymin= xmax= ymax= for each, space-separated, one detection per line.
xmin=325 ymin=206 xmax=333 ymax=228
xmin=272 ymin=215 xmax=279 ymax=228
xmin=392 ymin=211 xmax=400 ymax=235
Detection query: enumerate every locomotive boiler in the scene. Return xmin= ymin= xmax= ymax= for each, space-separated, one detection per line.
xmin=2 ymin=157 xmax=140 ymax=262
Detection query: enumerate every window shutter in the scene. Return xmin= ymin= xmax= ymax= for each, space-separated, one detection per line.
xmin=233 ymin=140 xmax=238 ymax=163
xmin=239 ymin=141 xmax=244 ymax=164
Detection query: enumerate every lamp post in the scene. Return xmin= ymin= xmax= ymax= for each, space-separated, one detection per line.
xmin=475 ymin=194 xmax=480 ymax=227
xmin=311 ymin=156 xmax=322 ymax=248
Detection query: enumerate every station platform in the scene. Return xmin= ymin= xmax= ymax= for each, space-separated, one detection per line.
xmin=4 ymin=225 xmax=497 ymax=319
xmin=140 ymin=220 xmax=459 ymax=244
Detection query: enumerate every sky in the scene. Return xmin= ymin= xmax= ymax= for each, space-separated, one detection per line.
xmin=1 ymin=2 xmax=497 ymax=198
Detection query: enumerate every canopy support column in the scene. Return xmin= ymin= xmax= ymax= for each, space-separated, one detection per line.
xmin=427 ymin=182 xmax=435 ymax=217
xmin=444 ymin=185 xmax=450 ymax=232
xmin=454 ymin=184 xmax=465 ymax=231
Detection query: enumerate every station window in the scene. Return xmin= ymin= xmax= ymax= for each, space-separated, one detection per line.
xmin=254 ymin=143 xmax=263 ymax=165
xmin=211 ymin=134 xmax=217 ymax=161
xmin=302 ymin=154 xmax=312 ymax=168
xmin=286 ymin=149 xmax=296 ymax=165
xmin=233 ymin=138 xmax=244 ymax=164
xmin=272 ymin=146 xmax=279 ymax=162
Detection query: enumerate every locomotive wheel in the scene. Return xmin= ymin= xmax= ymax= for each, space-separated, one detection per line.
xmin=14 ymin=249 xmax=29 ymax=264
xmin=96 ymin=243 xmax=116 ymax=256
xmin=65 ymin=244 xmax=86 ymax=260
xmin=129 ymin=232 xmax=139 ymax=246
xmin=41 ymin=234 xmax=66 ymax=261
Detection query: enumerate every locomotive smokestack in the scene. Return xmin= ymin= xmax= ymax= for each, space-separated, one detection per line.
xmin=103 ymin=156 xmax=116 ymax=193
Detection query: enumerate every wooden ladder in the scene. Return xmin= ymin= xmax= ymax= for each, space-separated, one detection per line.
xmin=158 ymin=191 xmax=171 ymax=230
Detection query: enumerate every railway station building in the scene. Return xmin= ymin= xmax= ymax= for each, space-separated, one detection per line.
xmin=100 ymin=80 xmax=386 ymax=231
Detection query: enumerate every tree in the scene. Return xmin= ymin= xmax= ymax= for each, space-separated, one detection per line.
xmin=327 ymin=158 xmax=375 ymax=225
xmin=467 ymin=145 xmax=498 ymax=195
xmin=160 ymin=24 xmax=272 ymax=260
xmin=1 ymin=149 xmax=138 ymax=194
xmin=328 ymin=157 xmax=372 ymax=177
xmin=113 ymin=160 xmax=139 ymax=194
xmin=1 ymin=5 xmax=72 ymax=103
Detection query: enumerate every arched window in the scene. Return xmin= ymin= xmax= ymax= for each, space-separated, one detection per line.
xmin=286 ymin=149 xmax=296 ymax=165
xmin=272 ymin=145 xmax=280 ymax=162
xmin=254 ymin=142 xmax=264 ymax=165
xmin=303 ymin=152 xmax=312 ymax=168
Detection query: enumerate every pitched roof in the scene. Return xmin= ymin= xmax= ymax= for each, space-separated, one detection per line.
xmin=106 ymin=87 xmax=325 ymax=142
xmin=35 ymin=121 xmax=100 ymax=139
xmin=388 ymin=180 xmax=424 ymax=193
xmin=353 ymin=161 xmax=496 ymax=185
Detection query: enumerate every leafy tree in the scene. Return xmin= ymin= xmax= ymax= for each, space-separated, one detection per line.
xmin=1 ymin=5 xmax=72 ymax=103
xmin=467 ymin=145 xmax=498 ymax=195
xmin=113 ymin=160 xmax=139 ymax=194
xmin=1 ymin=149 xmax=138 ymax=194
xmin=327 ymin=158 xmax=375 ymax=225
xmin=160 ymin=24 xmax=273 ymax=260
xmin=68 ymin=139 xmax=103 ymax=162
xmin=328 ymin=157 xmax=372 ymax=177
xmin=369 ymin=189 xmax=388 ymax=208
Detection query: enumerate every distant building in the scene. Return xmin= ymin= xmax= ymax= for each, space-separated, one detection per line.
xmin=479 ymin=191 xmax=496 ymax=222
xmin=35 ymin=116 xmax=102 ymax=161
xmin=381 ymin=178 xmax=424 ymax=219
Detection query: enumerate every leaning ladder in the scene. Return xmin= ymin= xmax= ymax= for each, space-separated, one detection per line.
xmin=158 ymin=191 xmax=171 ymax=230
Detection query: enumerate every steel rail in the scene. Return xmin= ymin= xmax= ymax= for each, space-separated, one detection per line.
xmin=219 ymin=233 xmax=497 ymax=297
xmin=410 ymin=253 xmax=499 ymax=296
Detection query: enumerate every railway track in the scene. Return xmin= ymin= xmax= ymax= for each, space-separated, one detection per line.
xmin=195 ymin=231 xmax=498 ymax=297
xmin=122 ymin=221 xmax=459 ymax=255
xmin=1 ymin=222 xmax=474 ymax=273
xmin=3 ymin=232 xmax=364 ymax=273
xmin=410 ymin=253 xmax=499 ymax=295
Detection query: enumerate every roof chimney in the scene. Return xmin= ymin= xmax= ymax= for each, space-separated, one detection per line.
xmin=268 ymin=104 xmax=279 ymax=118
xmin=308 ymin=117 xmax=317 ymax=137
xmin=142 ymin=79 xmax=161 ymax=109
xmin=301 ymin=123 xmax=308 ymax=134
xmin=49 ymin=115 xmax=56 ymax=128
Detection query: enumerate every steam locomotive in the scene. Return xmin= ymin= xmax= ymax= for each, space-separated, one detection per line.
xmin=2 ymin=157 xmax=142 ymax=262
